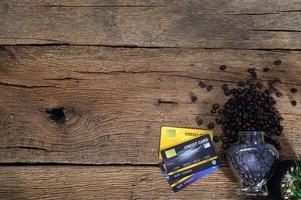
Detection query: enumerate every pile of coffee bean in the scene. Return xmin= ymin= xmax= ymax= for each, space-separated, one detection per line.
xmin=217 ymin=69 xmax=284 ymax=150
xmin=194 ymin=63 xmax=299 ymax=151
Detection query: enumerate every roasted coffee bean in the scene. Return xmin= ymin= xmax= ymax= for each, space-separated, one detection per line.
xmin=238 ymin=81 xmax=246 ymax=87
xmin=215 ymin=118 xmax=222 ymax=124
xmin=256 ymin=82 xmax=263 ymax=89
xmin=291 ymin=88 xmax=298 ymax=93
xmin=247 ymin=68 xmax=256 ymax=74
xmin=207 ymin=85 xmax=213 ymax=91
xmin=275 ymin=90 xmax=283 ymax=98
xmin=219 ymin=65 xmax=227 ymax=71
xmin=211 ymin=109 xmax=217 ymax=114
xmin=199 ymin=81 xmax=206 ymax=88
xmin=208 ymin=123 xmax=215 ymax=129
xmin=218 ymin=109 xmax=224 ymax=114
xmin=213 ymin=103 xmax=220 ymax=110
xmin=251 ymin=71 xmax=257 ymax=78
xmin=268 ymin=80 xmax=275 ymax=89
xmin=274 ymin=59 xmax=282 ymax=65
xmin=222 ymin=83 xmax=228 ymax=91
xmin=224 ymin=89 xmax=231 ymax=96
xmin=189 ymin=92 xmax=198 ymax=103
xmin=213 ymin=136 xmax=220 ymax=143
xmin=263 ymin=67 xmax=270 ymax=72
xmin=291 ymin=100 xmax=297 ymax=106
xmin=195 ymin=115 xmax=203 ymax=126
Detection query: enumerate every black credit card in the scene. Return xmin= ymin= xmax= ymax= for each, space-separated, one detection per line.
xmin=161 ymin=134 xmax=216 ymax=173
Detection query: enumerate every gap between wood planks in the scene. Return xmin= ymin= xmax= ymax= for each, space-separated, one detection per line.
xmin=4 ymin=44 xmax=301 ymax=52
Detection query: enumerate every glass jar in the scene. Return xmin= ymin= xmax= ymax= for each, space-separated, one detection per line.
xmin=227 ymin=131 xmax=279 ymax=196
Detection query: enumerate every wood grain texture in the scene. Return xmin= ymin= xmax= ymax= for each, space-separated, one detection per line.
xmin=0 ymin=166 xmax=267 ymax=200
xmin=0 ymin=46 xmax=300 ymax=164
xmin=1 ymin=0 xmax=301 ymax=48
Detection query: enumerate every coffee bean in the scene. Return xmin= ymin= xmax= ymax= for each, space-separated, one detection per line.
xmin=222 ymin=83 xmax=228 ymax=91
xmin=224 ymin=89 xmax=231 ymax=96
xmin=195 ymin=115 xmax=203 ymax=126
xmin=207 ymin=85 xmax=213 ymax=91
xmin=291 ymin=100 xmax=297 ymax=106
xmin=219 ymin=65 xmax=227 ymax=71
xmin=189 ymin=92 xmax=198 ymax=103
xmin=263 ymin=67 xmax=270 ymax=72
xmin=275 ymin=90 xmax=283 ymax=98
xmin=247 ymin=68 xmax=256 ymax=74
xmin=213 ymin=103 xmax=220 ymax=110
xmin=251 ymin=71 xmax=257 ymax=78
xmin=211 ymin=109 xmax=217 ymax=114
xmin=199 ymin=81 xmax=206 ymax=88
xmin=208 ymin=123 xmax=215 ymax=129
xmin=215 ymin=118 xmax=222 ymax=124
xmin=213 ymin=136 xmax=219 ymax=143
xmin=291 ymin=88 xmax=298 ymax=93
xmin=256 ymin=82 xmax=263 ymax=89
xmin=238 ymin=81 xmax=246 ymax=87
xmin=274 ymin=59 xmax=282 ymax=65
xmin=218 ymin=109 xmax=224 ymax=114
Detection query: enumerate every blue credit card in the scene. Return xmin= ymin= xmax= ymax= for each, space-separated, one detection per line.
xmin=159 ymin=164 xmax=220 ymax=192
xmin=172 ymin=166 xmax=220 ymax=192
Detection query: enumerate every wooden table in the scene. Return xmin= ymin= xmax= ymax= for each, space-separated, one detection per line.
xmin=0 ymin=1 xmax=301 ymax=199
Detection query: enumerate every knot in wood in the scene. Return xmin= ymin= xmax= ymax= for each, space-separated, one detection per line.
xmin=46 ymin=107 xmax=65 ymax=123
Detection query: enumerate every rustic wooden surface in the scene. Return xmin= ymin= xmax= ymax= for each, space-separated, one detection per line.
xmin=1 ymin=0 xmax=301 ymax=48
xmin=0 ymin=1 xmax=301 ymax=199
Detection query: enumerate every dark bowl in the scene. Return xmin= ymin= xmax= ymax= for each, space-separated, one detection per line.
xmin=268 ymin=160 xmax=296 ymax=200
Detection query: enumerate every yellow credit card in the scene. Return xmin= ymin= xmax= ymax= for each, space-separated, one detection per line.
xmin=159 ymin=126 xmax=213 ymax=160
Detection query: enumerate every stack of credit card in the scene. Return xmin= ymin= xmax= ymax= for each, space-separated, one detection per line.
xmin=159 ymin=127 xmax=220 ymax=192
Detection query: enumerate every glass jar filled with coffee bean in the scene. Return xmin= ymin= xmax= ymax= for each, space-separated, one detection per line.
xmin=228 ymin=131 xmax=279 ymax=196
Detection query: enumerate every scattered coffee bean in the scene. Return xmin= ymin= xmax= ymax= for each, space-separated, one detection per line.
xmin=256 ymin=82 xmax=263 ymax=89
xmin=213 ymin=136 xmax=220 ymax=143
xmin=275 ymin=90 xmax=283 ymax=98
xmin=218 ymin=109 xmax=224 ymax=114
xmin=224 ymin=89 xmax=231 ymax=96
xmin=195 ymin=115 xmax=203 ymax=126
xmin=208 ymin=123 xmax=215 ymax=129
xmin=291 ymin=88 xmax=298 ymax=94
xmin=219 ymin=65 xmax=227 ymax=71
xmin=263 ymin=67 xmax=270 ymax=72
xmin=212 ymin=103 xmax=220 ymax=110
xmin=206 ymin=85 xmax=213 ymax=91
xmin=251 ymin=71 xmax=257 ymax=78
xmin=291 ymin=100 xmax=297 ymax=107
xmin=238 ymin=81 xmax=246 ymax=87
xmin=274 ymin=59 xmax=282 ymax=65
xmin=199 ymin=81 xmax=206 ymax=88
xmin=247 ymin=68 xmax=257 ymax=78
xmin=211 ymin=109 xmax=217 ymax=114
xmin=189 ymin=92 xmax=198 ymax=103
xmin=222 ymin=83 xmax=228 ymax=91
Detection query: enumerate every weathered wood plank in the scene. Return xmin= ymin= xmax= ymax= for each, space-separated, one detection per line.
xmin=2 ymin=0 xmax=301 ymax=48
xmin=0 ymin=166 xmax=266 ymax=200
xmin=0 ymin=46 xmax=300 ymax=164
